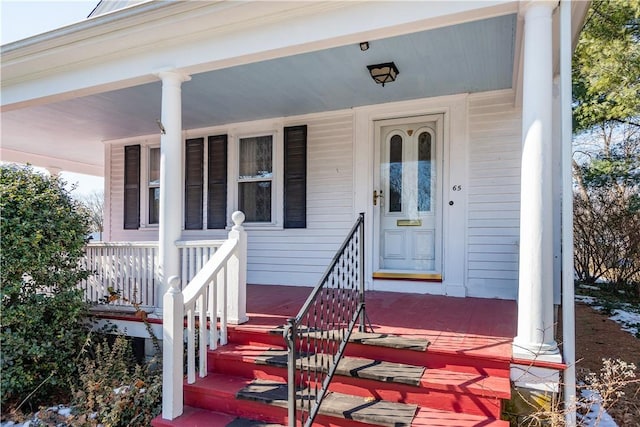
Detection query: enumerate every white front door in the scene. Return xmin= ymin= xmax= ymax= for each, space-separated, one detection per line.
xmin=374 ymin=116 xmax=443 ymax=276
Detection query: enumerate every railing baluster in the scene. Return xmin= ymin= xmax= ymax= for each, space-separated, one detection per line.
xmin=180 ymin=247 xmax=187 ymax=290
xmin=220 ymin=266 xmax=227 ymax=346
xmin=209 ymin=279 xmax=218 ymax=350
xmin=187 ymin=306 xmax=196 ymax=384
xmin=198 ymin=293 xmax=207 ymax=377
xmin=197 ymin=246 xmax=203 ymax=272
xmin=141 ymin=247 xmax=148 ymax=306
xmin=152 ymin=246 xmax=158 ymax=301
xmin=125 ymin=246 xmax=131 ymax=302
xmin=190 ymin=247 xmax=195 ymax=279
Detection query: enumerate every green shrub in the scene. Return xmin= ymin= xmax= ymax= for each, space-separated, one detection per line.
xmin=0 ymin=165 xmax=91 ymax=410
xmin=72 ymin=335 xmax=162 ymax=426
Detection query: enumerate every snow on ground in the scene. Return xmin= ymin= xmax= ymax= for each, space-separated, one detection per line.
xmin=608 ymin=307 xmax=640 ymax=337
xmin=0 ymin=405 xmax=73 ymax=427
xmin=579 ymin=389 xmax=619 ymax=427
xmin=574 ymin=292 xmax=640 ymax=427
xmin=576 ymin=294 xmax=640 ymax=337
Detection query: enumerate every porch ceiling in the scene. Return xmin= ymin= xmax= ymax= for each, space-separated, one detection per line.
xmin=0 ymin=13 xmax=516 ymax=175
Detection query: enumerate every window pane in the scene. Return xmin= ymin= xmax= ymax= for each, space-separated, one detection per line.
xmin=238 ymin=181 xmax=271 ymax=222
xmin=149 ymin=187 xmax=160 ymax=224
xmin=389 ymin=135 xmax=402 ymax=213
xmin=149 ymin=147 xmax=160 ymax=185
xmin=239 ymin=136 xmax=272 ymax=179
xmin=418 ymin=132 xmax=432 ymax=212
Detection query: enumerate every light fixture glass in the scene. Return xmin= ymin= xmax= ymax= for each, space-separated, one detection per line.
xmin=367 ymin=62 xmax=399 ymax=87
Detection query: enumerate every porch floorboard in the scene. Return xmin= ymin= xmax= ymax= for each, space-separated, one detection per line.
xmin=237 ymin=284 xmax=516 ymax=363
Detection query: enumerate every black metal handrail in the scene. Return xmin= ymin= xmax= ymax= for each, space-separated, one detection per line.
xmin=283 ymin=213 xmax=365 ymax=427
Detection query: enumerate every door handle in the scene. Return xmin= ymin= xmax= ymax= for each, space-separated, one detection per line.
xmin=373 ymin=190 xmax=384 ymax=206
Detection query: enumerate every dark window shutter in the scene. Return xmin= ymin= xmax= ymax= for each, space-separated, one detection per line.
xmin=185 ymin=138 xmax=204 ymax=230
xmin=208 ymin=134 xmax=228 ymax=229
xmin=123 ymin=145 xmax=141 ymax=230
xmin=284 ymin=125 xmax=307 ymax=228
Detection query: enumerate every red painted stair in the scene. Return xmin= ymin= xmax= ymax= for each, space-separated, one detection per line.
xmin=153 ymin=323 xmax=510 ymax=427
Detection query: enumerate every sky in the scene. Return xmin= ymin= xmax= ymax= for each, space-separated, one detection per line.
xmin=1 ymin=0 xmax=104 ymax=197
xmin=1 ymin=0 xmax=97 ymax=44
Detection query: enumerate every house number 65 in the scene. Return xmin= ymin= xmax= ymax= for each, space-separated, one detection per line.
xmin=452 ymin=185 xmax=462 ymax=191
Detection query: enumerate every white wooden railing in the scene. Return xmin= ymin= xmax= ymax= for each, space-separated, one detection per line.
xmin=162 ymin=211 xmax=248 ymax=420
xmin=81 ymin=242 xmax=159 ymax=307
xmin=81 ymin=240 xmax=226 ymax=307
xmin=177 ymin=240 xmax=226 ymax=286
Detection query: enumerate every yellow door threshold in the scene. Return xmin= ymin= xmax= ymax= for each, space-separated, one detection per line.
xmin=372 ymin=271 xmax=442 ymax=282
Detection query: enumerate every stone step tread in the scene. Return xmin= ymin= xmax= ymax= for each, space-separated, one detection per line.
xmin=251 ymin=348 xmax=424 ymax=386
xmin=269 ymin=326 xmax=430 ymax=352
xmin=236 ymin=378 xmax=418 ymax=427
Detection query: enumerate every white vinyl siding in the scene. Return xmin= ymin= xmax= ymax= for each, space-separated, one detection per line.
xmin=106 ymin=112 xmax=354 ymax=286
xmin=248 ymin=114 xmax=354 ymax=286
xmin=466 ymin=91 xmax=521 ymax=299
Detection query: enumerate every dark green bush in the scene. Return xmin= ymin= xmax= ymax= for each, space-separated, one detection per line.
xmin=0 ymin=165 xmax=91 ymax=410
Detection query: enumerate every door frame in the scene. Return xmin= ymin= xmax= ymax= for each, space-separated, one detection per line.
xmin=352 ymin=94 xmax=468 ymax=296
xmin=372 ymin=114 xmax=444 ymax=278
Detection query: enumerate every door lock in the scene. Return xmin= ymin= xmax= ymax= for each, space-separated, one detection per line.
xmin=373 ymin=190 xmax=384 ymax=206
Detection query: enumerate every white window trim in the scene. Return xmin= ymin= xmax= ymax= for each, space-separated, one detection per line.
xmin=140 ymin=143 xmax=160 ymax=229
xmin=228 ymin=129 xmax=283 ymax=230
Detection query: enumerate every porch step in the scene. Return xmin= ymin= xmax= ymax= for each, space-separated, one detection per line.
xmin=234 ymin=325 xmax=510 ymax=378
xmin=159 ymin=322 xmax=511 ymax=427
xmin=180 ymin=373 xmax=507 ymax=427
xmin=151 ymin=405 xmax=284 ymax=427
xmin=209 ymin=343 xmax=508 ymax=418
xmin=237 ymin=378 xmax=418 ymax=427
xmin=268 ymin=327 xmax=430 ymax=352
xmin=213 ymin=345 xmax=425 ymax=385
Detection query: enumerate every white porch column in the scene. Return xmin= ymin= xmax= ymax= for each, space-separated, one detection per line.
xmin=514 ymin=0 xmax=559 ymax=360
xmin=157 ymin=71 xmax=191 ymax=303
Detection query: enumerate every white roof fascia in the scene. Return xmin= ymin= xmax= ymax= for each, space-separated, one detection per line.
xmin=0 ymin=147 xmax=103 ymax=176
xmin=1 ymin=1 xmax=518 ymax=111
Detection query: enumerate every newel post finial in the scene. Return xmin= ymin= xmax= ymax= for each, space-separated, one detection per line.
xmin=232 ymin=210 xmax=245 ymax=230
xmin=167 ymin=275 xmax=181 ymax=292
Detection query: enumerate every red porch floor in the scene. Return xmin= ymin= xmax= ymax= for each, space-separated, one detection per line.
xmin=237 ymin=284 xmax=516 ymax=363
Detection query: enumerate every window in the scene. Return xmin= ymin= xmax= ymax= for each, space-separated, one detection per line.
xmin=417 ymin=131 xmax=432 ymax=212
xmin=389 ymin=134 xmax=403 ymax=213
xmin=148 ymin=147 xmax=161 ymax=225
xmin=122 ymin=124 xmax=306 ymax=231
xmin=237 ymin=135 xmax=273 ymax=223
